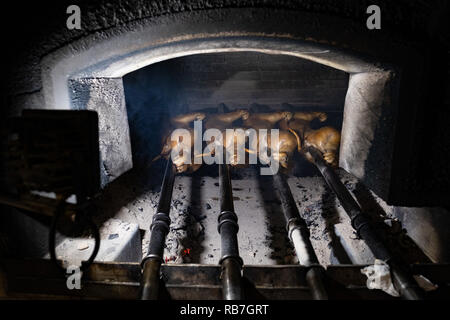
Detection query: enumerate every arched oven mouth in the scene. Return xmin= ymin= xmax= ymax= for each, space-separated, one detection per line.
xmin=1 ymin=4 xmax=449 ymax=301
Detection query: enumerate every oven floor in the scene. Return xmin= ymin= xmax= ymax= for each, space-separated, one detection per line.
xmin=93 ymin=166 xmax=426 ymax=266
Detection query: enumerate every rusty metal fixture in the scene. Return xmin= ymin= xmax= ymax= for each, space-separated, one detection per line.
xmin=273 ymin=172 xmax=328 ymax=300
xmin=141 ymin=259 xmax=162 ymax=300
xmin=305 ymin=267 xmax=328 ymax=300
xmin=140 ymin=159 xmax=175 ymax=300
xmin=4 ymin=258 xmax=450 ymax=300
xmin=304 ymin=146 xmax=424 ymax=300
xmin=220 ymin=257 xmax=243 ymax=300
xmin=218 ymin=161 xmax=243 ymax=300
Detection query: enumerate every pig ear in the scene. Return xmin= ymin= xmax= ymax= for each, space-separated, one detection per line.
xmin=288 ymin=128 xmax=302 ymax=152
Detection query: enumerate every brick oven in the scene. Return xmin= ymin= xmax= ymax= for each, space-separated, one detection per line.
xmin=0 ymin=0 xmax=449 ymax=301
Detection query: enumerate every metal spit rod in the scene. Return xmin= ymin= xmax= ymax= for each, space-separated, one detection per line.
xmin=218 ymin=162 xmax=244 ymax=300
xmin=273 ymin=172 xmax=328 ymax=300
xmin=305 ymin=146 xmax=424 ymax=300
xmin=141 ymin=159 xmax=176 ymax=300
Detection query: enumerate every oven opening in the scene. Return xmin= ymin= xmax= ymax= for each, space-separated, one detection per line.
xmin=105 ymin=51 xmax=348 ymax=265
